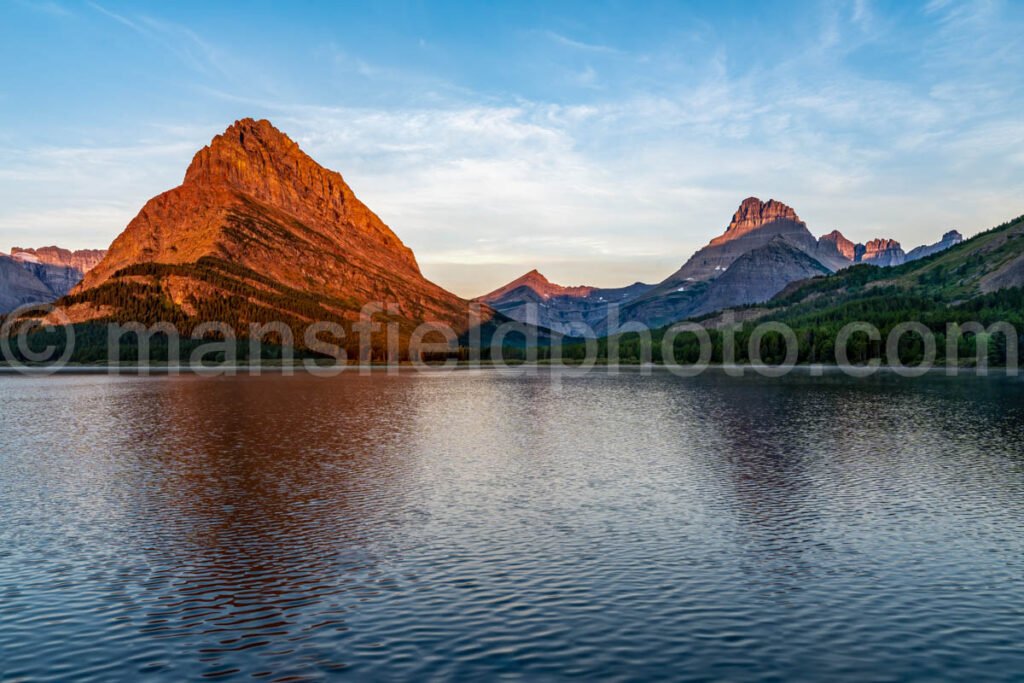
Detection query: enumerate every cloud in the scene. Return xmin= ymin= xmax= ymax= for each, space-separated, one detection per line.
xmin=86 ymin=1 xmax=139 ymax=30
xmin=543 ymin=31 xmax=623 ymax=55
xmin=0 ymin=136 xmax=200 ymax=250
xmin=88 ymin=2 xmax=231 ymax=78
xmin=3 ymin=1 xmax=1024 ymax=297
xmin=16 ymin=0 xmax=71 ymax=18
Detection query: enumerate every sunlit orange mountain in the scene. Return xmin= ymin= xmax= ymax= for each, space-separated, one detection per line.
xmin=64 ymin=118 xmax=493 ymax=347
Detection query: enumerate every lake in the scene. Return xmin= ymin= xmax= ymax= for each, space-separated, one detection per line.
xmin=1 ymin=368 xmax=1023 ymax=681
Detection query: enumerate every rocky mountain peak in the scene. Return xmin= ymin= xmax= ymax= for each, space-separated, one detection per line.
xmin=713 ymin=197 xmax=804 ymax=245
xmin=11 ymin=246 xmax=106 ymax=273
xmin=817 ymin=230 xmax=857 ymax=261
xmin=522 ymin=268 xmax=548 ymax=281
xmin=479 ymin=270 xmax=595 ymax=302
xmin=905 ymin=229 xmax=964 ymax=262
xmin=82 ymin=118 xmax=422 ymax=290
xmin=178 ymin=118 xmax=413 ymax=269
xmin=861 ymin=238 xmax=906 ymax=266
xmin=666 ymin=197 xmax=817 ymax=283
xmin=62 ymin=117 xmax=486 ymax=346
xmin=184 ymin=118 xmax=299 ymax=188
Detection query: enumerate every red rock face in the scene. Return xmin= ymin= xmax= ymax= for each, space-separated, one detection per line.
xmin=817 ymin=230 xmax=857 ymax=261
xmin=11 ymin=246 xmax=107 ymax=273
xmin=479 ymin=270 xmax=596 ymax=302
xmin=83 ymin=118 xmax=420 ymax=290
xmin=73 ymin=118 xmax=487 ymax=335
xmin=860 ymin=238 xmax=906 ymax=266
xmin=181 ymin=119 xmax=417 ymax=272
xmin=710 ymin=197 xmax=804 ymax=246
xmin=667 ymin=197 xmax=818 ymax=283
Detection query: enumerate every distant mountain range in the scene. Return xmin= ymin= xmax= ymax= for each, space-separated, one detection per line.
xmin=474 ymin=270 xmax=653 ymax=335
xmin=559 ymin=212 xmax=1024 ymax=367
xmin=0 ymin=247 xmax=106 ymax=314
xmin=0 ymin=117 xmax=1008 ymax=360
xmin=766 ymin=215 xmax=1024 ymax=320
xmin=480 ymin=197 xmax=965 ymax=333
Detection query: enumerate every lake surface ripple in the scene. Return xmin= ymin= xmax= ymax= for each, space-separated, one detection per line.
xmin=1 ymin=370 xmax=1023 ymax=681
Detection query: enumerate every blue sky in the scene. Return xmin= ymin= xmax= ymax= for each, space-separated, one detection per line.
xmin=2 ymin=0 xmax=1023 ymax=296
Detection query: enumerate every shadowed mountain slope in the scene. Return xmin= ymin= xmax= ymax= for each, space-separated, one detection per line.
xmin=475 ymin=270 xmax=652 ymax=336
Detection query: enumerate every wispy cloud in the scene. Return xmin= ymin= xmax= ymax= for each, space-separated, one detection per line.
xmin=15 ymin=0 xmax=71 ymax=18
xmin=86 ymin=1 xmax=138 ymax=30
xmin=3 ymin=1 xmax=1023 ymax=295
xmin=543 ymin=31 xmax=623 ymax=55
xmin=88 ymin=2 xmax=231 ymax=78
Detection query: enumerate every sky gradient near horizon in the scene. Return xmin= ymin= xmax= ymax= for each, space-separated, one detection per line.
xmin=2 ymin=0 xmax=1023 ymax=297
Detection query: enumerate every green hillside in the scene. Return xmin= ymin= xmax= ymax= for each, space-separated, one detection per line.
xmin=562 ymin=214 xmax=1024 ymax=368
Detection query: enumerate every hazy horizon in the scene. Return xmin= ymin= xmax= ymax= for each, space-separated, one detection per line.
xmin=3 ymin=0 xmax=1023 ymax=297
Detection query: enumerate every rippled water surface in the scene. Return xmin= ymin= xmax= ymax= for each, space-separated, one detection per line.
xmin=2 ymin=369 xmax=1024 ymax=681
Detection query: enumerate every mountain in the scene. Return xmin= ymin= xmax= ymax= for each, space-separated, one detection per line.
xmin=606 ymin=198 xmax=831 ymax=329
xmin=665 ymin=197 xmax=820 ymax=285
xmin=760 ymin=213 xmax=1024 ymax=325
xmin=816 ymin=230 xmax=859 ymax=270
xmin=905 ymin=230 xmax=963 ymax=262
xmin=0 ymin=254 xmax=56 ymax=314
xmin=8 ymin=246 xmax=107 ymax=300
xmin=0 ymin=245 xmax=108 ymax=313
xmin=476 ymin=270 xmax=652 ymax=336
xmin=12 ymin=246 xmax=106 ymax=273
xmin=61 ymin=118 xmax=492 ymax=352
xmin=818 ymin=230 xmax=858 ymax=261
xmin=860 ymin=238 xmax=905 ymax=266
xmin=688 ymin=239 xmax=832 ymax=318
xmin=565 ymin=213 xmax=1024 ymax=367
xmin=593 ymin=197 xmax=971 ymax=331
xmin=480 ymin=269 xmax=597 ymax=303
xmin=475 ymin=198 xmax=870 ymax=333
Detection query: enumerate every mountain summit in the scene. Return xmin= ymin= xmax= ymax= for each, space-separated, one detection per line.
xmin=710 ymin=197 xmax=806 ymax=246
xmin=479 ymin=270 xmax=596 ymax=302
xmin=667 ymin=197 xmax=819 ymax=284
xmin=67 ymin=118 xmax=487 ymax=346
xmin=12 ymin=246 xmax=106 ymax=274
xmin=83 ymin=118 xmax=420 ymax=290
xmin=475 ymin=270 xmax=652 ymax=336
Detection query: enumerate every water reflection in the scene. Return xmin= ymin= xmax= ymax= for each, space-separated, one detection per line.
xmin=1 ymin=370 xmax=1023 ymax=680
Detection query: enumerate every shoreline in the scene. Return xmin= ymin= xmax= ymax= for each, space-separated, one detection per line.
xmin=0 ymin=361 xmax=1017 ymax=378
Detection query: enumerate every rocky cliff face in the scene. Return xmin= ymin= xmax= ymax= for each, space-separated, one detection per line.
xmin=605 ymin=198 xmax=833 ymax=330
xmin=12 ymin=260 xmax=81 ymax=299
xmin=480 ymin=270 xmax=596 ymax=302
xmin=815 ymin=230 xmax=858 ymax=270
xmin=0 ymin=254 xmax=56 ymax=314
xmin=905 ymin=230 xmax=963 ymax=262
xmin=667 ymin=197 xmax=819 ymax=284
xmin=860 ymin=238 xmax=906 ymax=266
xmin=689 ymin=239 xmax=831 ymax=318
xmin=476 ymin=270 xmax=652 ymax=336
xmin=818 ymin=230 xmax=858 ymax=261
xmin=67 ymin=118 xmax=491 ymax=343
xmin=11 ymin=246 xmax=106 ymax=274
xmin=0 ymin=245 xmax=108 ymax=311
xmin=710 ymin=198 xmax=804 ymax=245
